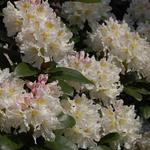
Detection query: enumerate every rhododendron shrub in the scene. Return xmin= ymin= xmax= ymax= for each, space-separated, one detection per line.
xmin=0 ymin=0 xmax=149 ymax=150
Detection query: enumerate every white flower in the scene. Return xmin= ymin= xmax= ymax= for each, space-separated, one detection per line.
xmin=62 ymin=94 xmax=101 ymax=149
xmin=25 ymin=90 xmax=64 ymax=141
xmin=61 ymin=0 xmax=111 ymax=29
xmin=3 ymin=0 xmax=74 ymax=68
xmin=88 ymin=18 xmax=150 ymax=79
xmin=137 ymin=22 xmax=150 ymax=43
xmin=0 ymin=68 xmax=11 ymax=84
xmin=3 ymin=1 xmax=22 ymax=36
xmin=101 ymin=100 xmax=141 ymax=149
xmin=0 ymin=69 xmax=27 ymax=133
xmin=0 ymin=71 xmax=65 ymax=141
xmin=22 ymin=75 xmax=64 ymax=141
xmin=58 ymin=51 xmax=122 ymax=103
xmin=124 ymin=0 xmax=150 ymax=26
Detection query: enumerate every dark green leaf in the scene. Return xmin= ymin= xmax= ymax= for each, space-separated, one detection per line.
xmin=99 ymin=132 xmax=120 ymax=145
xmin=57 ymin=112 xmax=76 ymax=128
xmin=0 ymin=134 xmax=23 ymax=150
xmin=140 ymin=106 xmax=150 ymax=119
xmin=14 ymin=63 xmax=38 ymax=77
xmin=58 ymin=80 xmax=74 ymax=96
xmin=124 ymin=86 xmax=143 ymax=101
xmin=44 ymin=61 xmax=57 ymax=72
xmin=45 ymin=135 xmax=77 ymax=150
xmin=49 ymin=67 xmax=93 ymax=84
xmin=138 ymin=88 xmax=150 ymax=95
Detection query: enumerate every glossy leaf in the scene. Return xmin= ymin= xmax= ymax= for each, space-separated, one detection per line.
xmin=58 ymin=80 xmax=74 ymax=96
xmin=45 ymin=135 xmax=77 ymax=150
xmin=14 ymin=63 xmax=38 ymax=77
xmin=57 ymin=112 xmax=76 ymax=128
xmin=99 ymin=132 xmax=120 ymax=145
xmin=49 ymin=67 xmax=93 ymax=84
xmin=0 ymin=134 xmax=23 ymax=150
xmin=124 ymin=86 xmax=143 ymax=101
xmin=140 ymin=106 xmax=150 ymax=119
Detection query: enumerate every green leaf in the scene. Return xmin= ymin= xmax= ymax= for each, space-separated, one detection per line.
xmin=99 ymin=132 xmax=120 ymax=145
xmin=90 ymin=145 xmax=112 ymax=150
xmin=124 ymin=86 xmax=143 ymax=101
xmin=45 ymin=135 xmax=77 ymax=150
xmin=14 ymin=63 xmax=38 ymax=77
xmin=58 ymin=80 xmax=74 ymax=96
xmin=49 ymin=67 xmax=93 ymax=84
xmin=44 ymin=61 xmax=57 ymax=72
xmin=138 ymin=88 xmax=150 ymax=95
xmin=73 ymin=0 xmax=101 ymax=3
xmin=140 ymin=106 xmax=150 ymax=119
xmin=57 ymin=112 xmax=76 ymax=128
xmin=0 ymin=134 xmax=23 ymax=150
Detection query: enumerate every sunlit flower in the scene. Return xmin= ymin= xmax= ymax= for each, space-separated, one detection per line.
xmin=3 ymin=0 xmax=74 ymax=68
xmin=62 ymin=94 xmax=101 ymax=149
xmin=88 ymin=18 xmax=150 ymax=80
xmin=61 ymin=0 xmax=111 ymax=29
xmin=58 ymin=51 xmax=122 ymax=103
xmin=124 ymin=0 xmax=150 ymax=26
xmin=137 ymin=22 xmax=150 ymax=43
xmin=101 ymin=100 xmax=141 ymax=149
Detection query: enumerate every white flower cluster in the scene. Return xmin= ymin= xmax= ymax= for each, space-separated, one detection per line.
xmin=58 ymin=51 xmax=122 ymax=103
xmin=124 ymin=0 xmax=150 ymax=26
xmin=1 ymin=1 xmax=143 ymax=149
xmin=3 ymin=0 xmax=74 ymax=68
xmin=137 ymin=22 xmax=150 ymax=42
xmin=61 ymin=0 xmax=111 ymax=29
xmin=124 ymin=0 xmax=150 ymax=43
xmin=62 ymin=94 xmax=101 ymax=149
xmin=0 ymin=69 xmax=64 ymax=141
xmin=101 ymin=100 xmax=141 ymax=149
xmin=88 ymin=18 xmax=150 ymax=80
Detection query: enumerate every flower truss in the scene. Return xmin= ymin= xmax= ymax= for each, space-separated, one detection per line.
xmin=0 ymin=0 xmax=149 ymax=150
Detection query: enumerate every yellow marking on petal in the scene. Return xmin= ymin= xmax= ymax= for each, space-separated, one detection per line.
xmin=37 ymin=5 xmax=44 ymax=13
xmin=73 ymin=111 xmax=83 ymax=119
xmin=49 ymin=42 xmax=58 ymax=49
xmin=9 ymin=88 xmax=15 ymax=96
xmin=32 ymin=109 xmax=39 ymax=117
xmin=106 ymin=110 xmax=114 ymax=118
xmin=26 ymin=13 xmax=34 ymax=20
xmin=57 ymin=31 xmax=64 ymax=37
xmin=36 ymin=97 xmax=46 ymax=105
xmin=119 ymin=118 xmax=127 ymax=125
xmin=31 ymin=47 xmax=37 ymax=53
xmin=100 ymin=61 xmax=107 ymax=67
xmin=41 ymin=32 xmax=49 ymax=41
xmin=75 ymin=98 xmax=81 ymax=105
xmin=0 ymin=89 xmax=3 ymax=96
xmin=45 ymin=21 xmax=54 ymax=29
xmin=130 ymin=42 xmax=137 ymax=49
xmin=22 ymin=2 xmax=30 ymax=10
xmin=84 ymin=128 xmax=91 ymax=135
xmin=15 ymin=19 xmax=22 ymax=26
xmin=122 ymin=48 xmax=128 ymax=53
xmin=85 ymin=63 xmax=91 ymax=69
xmin=35 ymin=21 xmax=40 ymax=29
xmin=73 ymin=127 xmax=80 ymax=133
